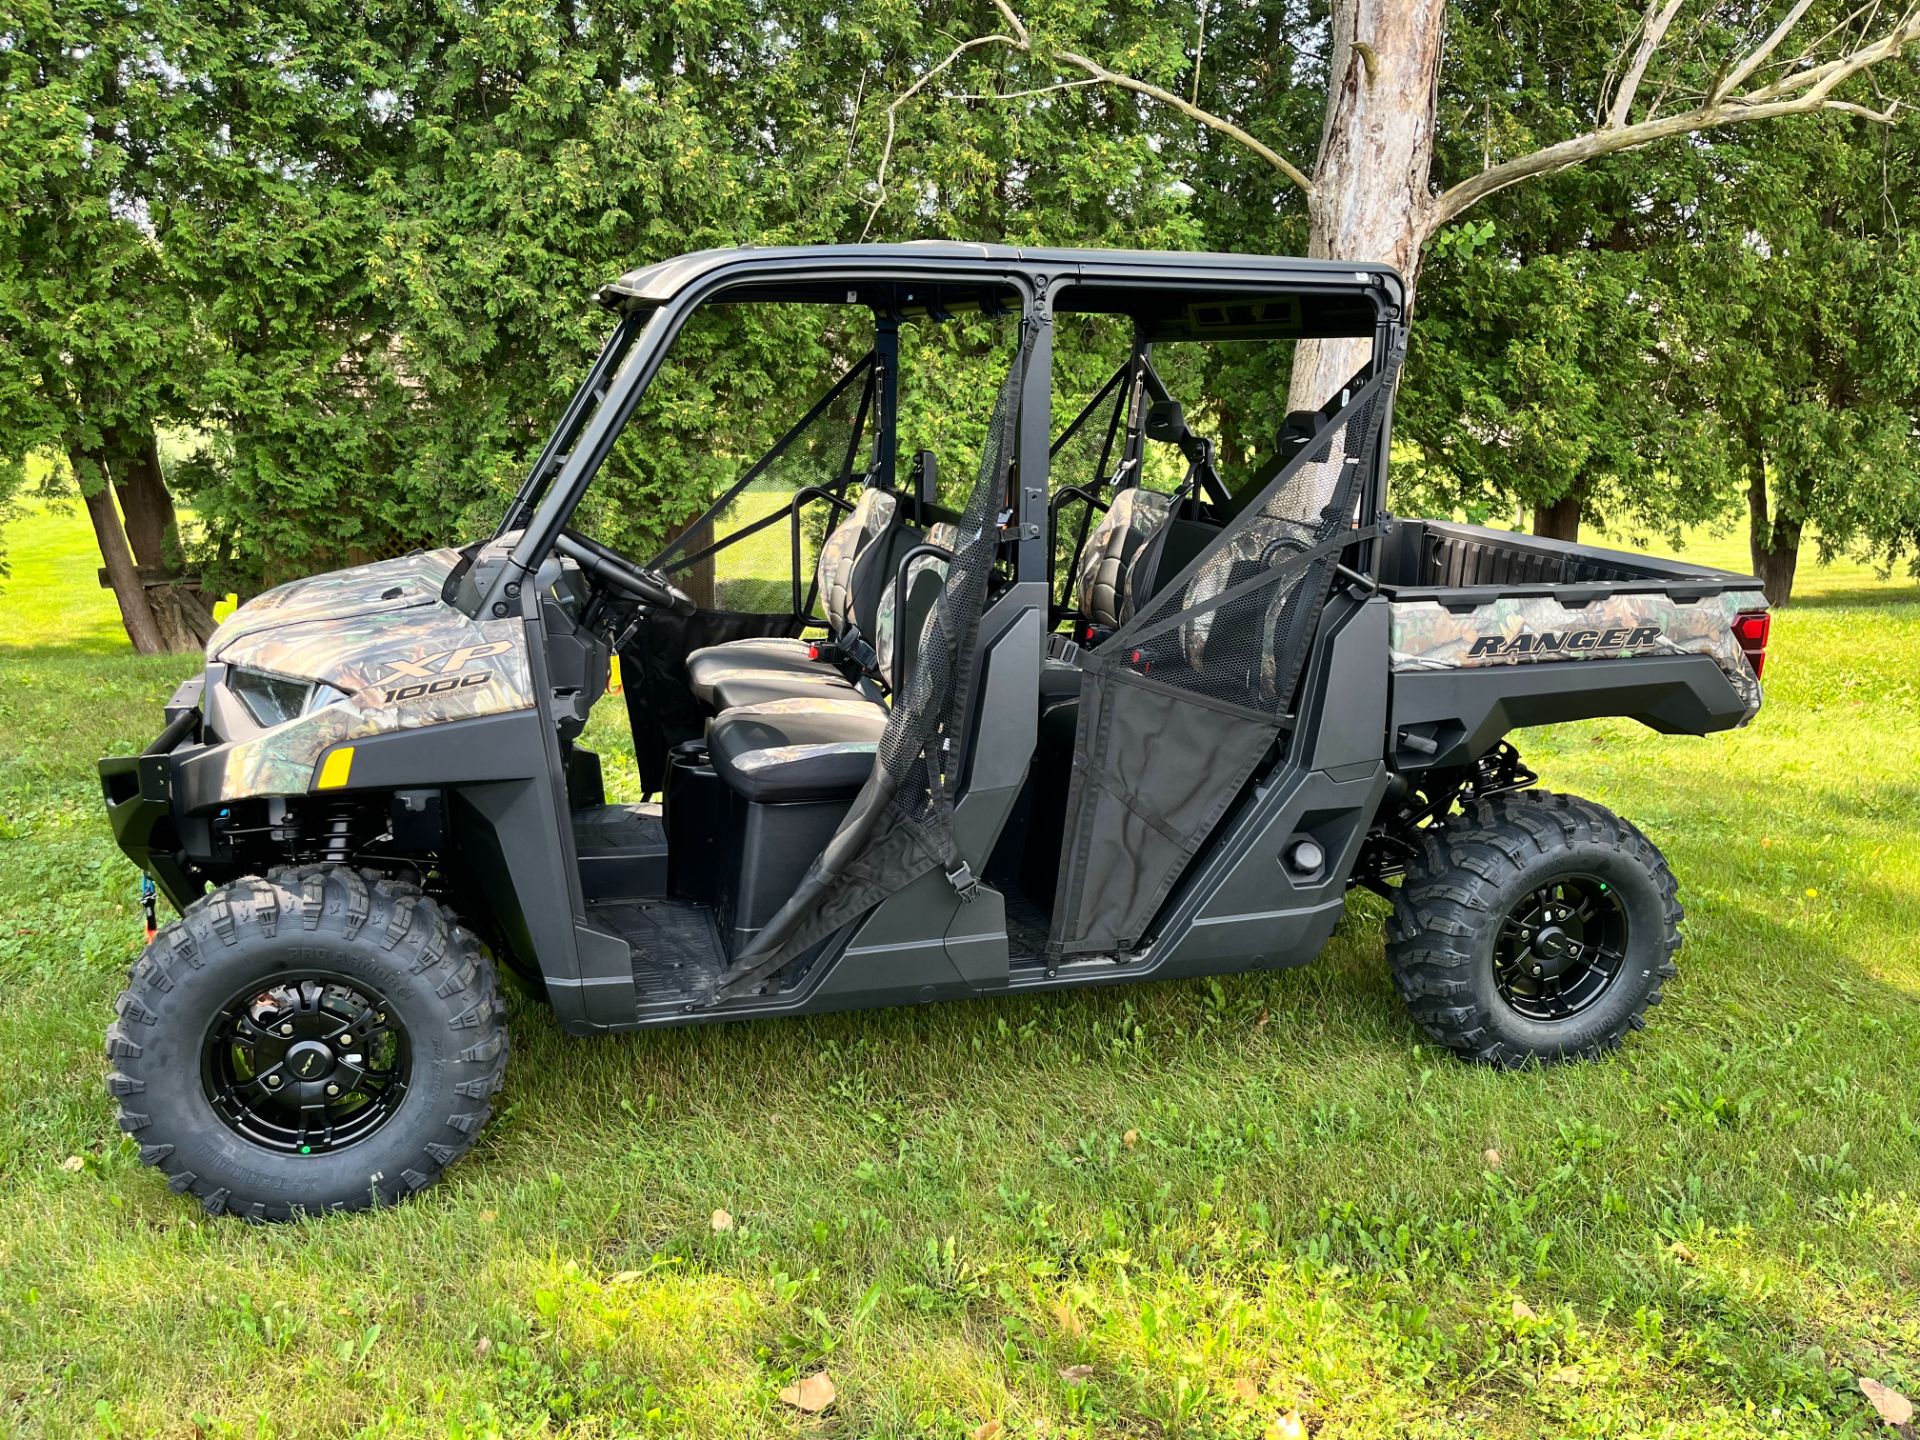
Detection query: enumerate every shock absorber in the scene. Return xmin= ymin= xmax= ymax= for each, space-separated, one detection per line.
xmin=320 ymin=805 xmax=358 ymax=865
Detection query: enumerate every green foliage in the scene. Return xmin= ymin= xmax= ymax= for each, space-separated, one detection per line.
xmin=3 ymin=0 xmax=1915 ymax=598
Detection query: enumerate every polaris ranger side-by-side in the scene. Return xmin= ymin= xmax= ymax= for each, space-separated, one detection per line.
xmin=100 ymin=245 xmax=1771 ymax=1219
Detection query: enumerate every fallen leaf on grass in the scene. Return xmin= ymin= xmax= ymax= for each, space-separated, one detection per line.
xmin=778 ymin=1371 xmax=836 ymax=1413
xmin=478 ymin=1209 xmax=497 ymax=1224
xmin=1256 ymin=1010 xmax=1271 ymax=1028
xmin=972 ymin=1420 xmax=1003 ymax=1440
xmin=1669 ymin=1241 xmax=1697 ymax=1265
xmin=1546 ymin=1365 xmax=1583 ymax=1385
xmin=710 ymin=1208 xmax=734 ymax=1232
xmin=1059 ymin=1364 xmax=1094 ymax=1383
xmin=59 ymin=1155 xmax=85 ymax=1173
xmin=1049 ymin=1298 xmax=1085 ymax=1337
xmin=1121 ymin=1129 xmax=1139 ymax=1149
xmin=1482 ymin=1148 xmax=1502 ymax=1169
xmin=608 ymin=1270 xmax=644 ymax=1284
xmin=1268 ymin=1411 xmax=1308 ymax=1440
xmin=1510 ymin=1298 xmax=1537 ymax=1322
xmin=474 ymin=1336 xmax=491 ymax=1358
xmin=1232 ymin=1377 xmax=1261 ymax=1404
xmin=1859 ymin=1377 xmax=1914 ymax=1427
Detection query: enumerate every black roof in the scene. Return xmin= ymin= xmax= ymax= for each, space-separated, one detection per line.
xmin=597 ymin=243 xmax=1406 ymax=312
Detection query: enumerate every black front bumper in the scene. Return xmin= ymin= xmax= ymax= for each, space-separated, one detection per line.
xmin=100 ymin=705 xmax=205 ymax=912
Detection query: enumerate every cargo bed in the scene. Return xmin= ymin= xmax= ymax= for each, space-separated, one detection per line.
xmin=1371 ymin=519 xmax=1771 ymax=770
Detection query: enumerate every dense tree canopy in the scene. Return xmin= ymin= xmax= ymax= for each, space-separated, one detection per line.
xmin=1 ymin=0 xmax=1915 ymax=638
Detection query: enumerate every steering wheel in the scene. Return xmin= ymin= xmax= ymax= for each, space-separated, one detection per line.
xmin=554 ymin=530 xmax=697 ymax=616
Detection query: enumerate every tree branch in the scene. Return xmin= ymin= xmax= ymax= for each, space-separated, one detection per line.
xmin=1713 ymin=0 xmax=1819 ymax=99
xmin=860 ymin=1 xmax=1031 ymax=239
xmin=1607 ymin=0 xmax=1688 ymax=128
xmin=1053 ymin=47 xmax=1314 ymax=193
xmin=1436 ymin=3 xmax=1920 ymax=227
xmin=858 ymin=1 xmax=1313 ymax=231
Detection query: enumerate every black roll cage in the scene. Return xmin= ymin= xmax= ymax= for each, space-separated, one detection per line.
xmin=465 ymin=248 xmax=1404 ymax=625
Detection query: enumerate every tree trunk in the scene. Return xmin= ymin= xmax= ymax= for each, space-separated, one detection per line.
xmin=72 ymin=447 xmax=169 ymax=655
xmin=1289 ymin=0 xmax=1446 ymax=412
xmin=111 ymin=425 xmax=180 ymax=572
xmin=1746 ymin=457 xmax=1801 ymax=606
xmin=1532 ymin=490 xmax=1584 ymax=543
xmin=110 ymin=425 xmax=216 ymax=649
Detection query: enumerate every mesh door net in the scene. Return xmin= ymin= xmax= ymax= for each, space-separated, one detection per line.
xmin=715 ymin=328 xmax=1035 ymax=998
xmin=1048 ymin=353 xmax=1402 ymax=957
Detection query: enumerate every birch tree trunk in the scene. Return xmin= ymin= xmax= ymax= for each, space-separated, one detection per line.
xmin=1288 ymin=0 xmax=1446 ymax=413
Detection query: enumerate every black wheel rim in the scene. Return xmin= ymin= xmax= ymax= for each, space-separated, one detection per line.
xmin=200 ymin=973 xmax=410 ymax=1155
xmin=1493 ymin=873 xmax=1630 ymax=1022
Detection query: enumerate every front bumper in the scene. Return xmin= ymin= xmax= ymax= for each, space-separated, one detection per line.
xmin=100 ymin=705 xmax=205 ymax=912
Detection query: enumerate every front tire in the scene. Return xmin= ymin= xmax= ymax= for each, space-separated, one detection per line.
xmin=105 ymin=867 xmax=508 ymax=1220
xmin=1385 ymin=790 xmax=1682 ymax=1066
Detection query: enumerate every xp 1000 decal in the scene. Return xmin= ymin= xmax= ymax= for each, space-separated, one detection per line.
xmin=1387 ymin=587 xmax=1766 ymax=722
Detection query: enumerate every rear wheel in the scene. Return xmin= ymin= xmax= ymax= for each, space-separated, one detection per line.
xmin=1385 ymin=790 xmax=1682 ymax=1066
xmin=106 ymin=867 xmax=508 ymax=1219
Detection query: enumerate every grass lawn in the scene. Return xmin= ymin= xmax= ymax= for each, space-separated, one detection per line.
xmin=1 ymin=500 xmax=1916 ymax=1438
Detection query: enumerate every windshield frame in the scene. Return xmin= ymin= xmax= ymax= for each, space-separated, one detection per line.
xmin=475 ymin=259 xmax=1040 ymax=616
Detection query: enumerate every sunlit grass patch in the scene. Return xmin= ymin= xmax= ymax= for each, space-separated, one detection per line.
xmin=0 ymin=502 xmax=1915 ymax=1436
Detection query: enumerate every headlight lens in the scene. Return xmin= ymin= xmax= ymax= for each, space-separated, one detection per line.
xmin=227 ymin=668 xmax=334 ymax=728
xmin=228 ymin=668 xmax=310 ymax=727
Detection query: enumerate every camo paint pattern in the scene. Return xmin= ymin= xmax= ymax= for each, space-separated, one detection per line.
xmin=208 ymin=551 xmax=536 ymax=798
xmin=211 ymin=550 xmax=461 ymax=657
xmin=1388 ymin=587 xmax=1767 ymax=723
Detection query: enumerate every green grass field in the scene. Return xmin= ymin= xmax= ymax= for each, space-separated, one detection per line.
xmin=1 ymin=500 xmax=1916 ymax=1438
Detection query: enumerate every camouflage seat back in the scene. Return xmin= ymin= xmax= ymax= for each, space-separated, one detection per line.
xmin=815 ymin=488 xmax=898 ymax=634
xmin=872 ymin=522 xmax=960 ymax=690
xmin=1073 ymin=488 xmax=1173 ymax=629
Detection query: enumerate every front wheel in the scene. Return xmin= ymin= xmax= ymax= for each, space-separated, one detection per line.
xmin=1385 ymin=790 xmax=1682 ymax=1066
xmin=105 ymin=867 xmax=508 ymax=1220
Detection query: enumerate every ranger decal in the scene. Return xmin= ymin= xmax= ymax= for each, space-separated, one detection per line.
xmin=1465 ymin=625 xmax=1662 ymax=659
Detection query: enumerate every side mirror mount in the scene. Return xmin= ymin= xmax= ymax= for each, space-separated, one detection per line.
xmin=1144 ymin=400 xmax=1185 ymax=444
xmin=912 ymin=449 xmax=938 ymax=515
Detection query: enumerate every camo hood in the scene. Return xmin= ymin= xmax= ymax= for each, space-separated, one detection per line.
xmin=208 ymin=551 xmax=461 ymax=685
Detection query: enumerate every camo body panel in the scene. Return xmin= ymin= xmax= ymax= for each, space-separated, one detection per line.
xmin=1388 ymin=587 xmax=1766 ymax=723
xmin=207 ymin=551 xmax=535 ymax=798
xmin=209 ymin=550 xmax=463 ymax=663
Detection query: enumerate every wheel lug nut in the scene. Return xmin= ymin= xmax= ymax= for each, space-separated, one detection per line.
xmin=375 ymin=1012 xmax=386 ymax=1024
xmin=266 ymin=1075 xmax=282 ymax=1088
xmin=325 ymin=1083 xmax=340 ymax=1097
xmin=279 ymin=1024 xmax=293 ymax=1037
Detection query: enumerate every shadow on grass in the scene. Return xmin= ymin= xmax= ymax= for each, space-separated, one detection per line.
xmin=1773 ymin=579 xmax=1920 ymax=611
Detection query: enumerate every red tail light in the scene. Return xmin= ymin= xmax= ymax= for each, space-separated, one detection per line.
xmin=1733 ymin=610 xmax=1770 ymax=678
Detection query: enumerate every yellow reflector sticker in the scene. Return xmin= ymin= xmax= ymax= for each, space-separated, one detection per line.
xmin=316 ymin=747 xmax=355 ymax=790
xmin=608 ymin=655 xmax=623 ymax=694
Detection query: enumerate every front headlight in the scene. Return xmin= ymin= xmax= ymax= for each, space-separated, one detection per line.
xmin=227 ymin=669 xmax=348 ymax=728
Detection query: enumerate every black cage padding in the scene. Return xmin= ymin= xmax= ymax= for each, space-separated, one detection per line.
xmin=716 ymin=330 xmax=1035 ymax=998
xmin=1048 ymin=355 xmax=1402 ymax=957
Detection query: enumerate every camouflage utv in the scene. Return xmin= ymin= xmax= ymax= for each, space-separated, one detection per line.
xmin=99 ymin=245 xmax=1772 ymax=1219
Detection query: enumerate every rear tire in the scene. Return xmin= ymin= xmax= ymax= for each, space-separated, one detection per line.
xmin=105 ymin=866 xmax=508 ymax=1220
xmin=1385 ymin=790 xmax=1681 ymax=1066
